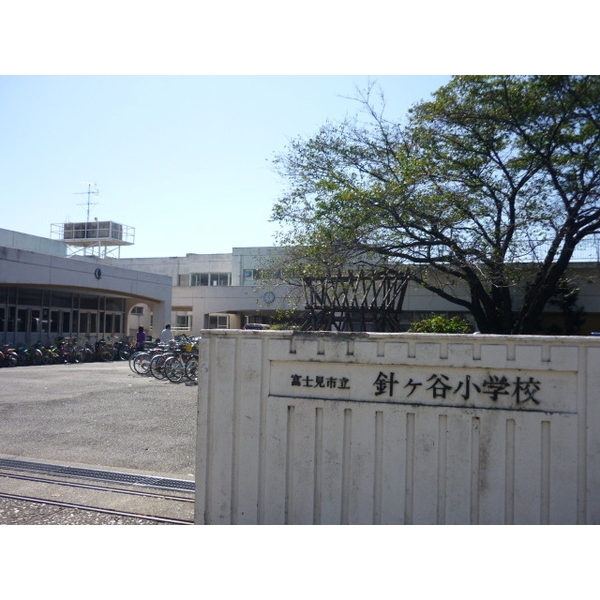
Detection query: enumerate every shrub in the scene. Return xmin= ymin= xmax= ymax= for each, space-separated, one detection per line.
xmin=408 ymin=314 xmax=471 ymax=334
xmin=269 ymin=322 xmax=300 ymax=331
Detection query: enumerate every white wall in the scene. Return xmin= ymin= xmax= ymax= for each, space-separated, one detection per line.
xmin=115 ymin=253 xmax=235 ymax=285
xmin=0 ymin=228 xmax=67 ymax=257
xmin=172 ymin=283 xmax=295 ymax=332
xmin=195 ymin=330 xmax=600 ymax=524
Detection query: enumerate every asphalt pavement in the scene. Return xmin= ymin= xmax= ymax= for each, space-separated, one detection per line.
xmin=0 ymin=359 xmax=198 ymax=524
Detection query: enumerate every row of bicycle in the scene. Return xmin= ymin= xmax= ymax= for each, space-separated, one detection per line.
xmin=128 ymin=338 xmax=200 ymax=384
xmin=0 ymin=337 xmax=134 ymax=367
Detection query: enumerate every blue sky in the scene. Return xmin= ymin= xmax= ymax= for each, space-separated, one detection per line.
xmin=0 ymin=75 xmax=451 ymax=258
xmin=0 ymin=3 xmax=591 ymax=260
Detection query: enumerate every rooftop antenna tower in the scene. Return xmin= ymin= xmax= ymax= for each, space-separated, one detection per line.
xmin=75 ymin=182 xmax=99 ymax=225
xmin=50 ymin=182 xmax=135 ymax=258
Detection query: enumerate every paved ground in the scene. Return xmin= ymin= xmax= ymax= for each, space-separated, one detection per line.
xmin=0 ymin=360 xmax=198 ymax=524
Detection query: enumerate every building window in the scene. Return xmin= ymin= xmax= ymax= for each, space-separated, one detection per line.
xmin=61 ymin=312 xmax=71 ymax=333
xmin=0 ymin=288 xmax=126 ymax=342
xmin=178 ymin=274 xmax=189 ymax=287
xmin=214 ymin=273 xmax=230 ymax=286
xmin=190 ymin=273 xmax=231 ymax=286
xmin=245 ymin=315 xmax=270 ymax=326
xmin=17 ymin=309 xmax=27 ymax=332
xmin=51 ymin=310 xmax=60 ymax=333
xmin=176 ymin=315 xmax=191 ymax=330
xmin=190 ymin=273 xmax=207 ymax=286
xmin=208 ymin=314 xmax=230 ymax=329
xmin=131 ymin=306 xmax=144 ymax=316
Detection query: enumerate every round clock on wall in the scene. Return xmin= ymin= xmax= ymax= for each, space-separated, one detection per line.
xmin=263 ymin=291 xmax=275 ymax=304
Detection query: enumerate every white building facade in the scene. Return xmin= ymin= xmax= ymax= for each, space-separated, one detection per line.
xmin=115 ymin=247 xmax=295 ymax=334
xmin=0 ymin=228 xmax=172 ymax=346
xmin=3 ymin=226 xmax=599 ymax=345
xmin=114 ymin=247 xmax=600 ymax=336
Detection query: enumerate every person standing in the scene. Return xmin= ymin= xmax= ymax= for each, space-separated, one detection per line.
xmin=160 ymin=323 xmax=174 ymax=344
xmin=136 ymin=326 xmax=146 ymax=351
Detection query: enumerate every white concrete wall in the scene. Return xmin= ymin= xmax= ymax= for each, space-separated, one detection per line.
xmin=232 ymin=246 xmax=286 ymax=286
xmin=173 ymin=283 xmax=295 ymax=332
xmin=195 ymin=330 xmax=600 ymax=524
xmin=0 ymin=245 xmax=172 ymax=301
xmin=115 ymin=253 xmax=235 ymax=285
xmin=0 ymin=228 xmax=67 ymax=257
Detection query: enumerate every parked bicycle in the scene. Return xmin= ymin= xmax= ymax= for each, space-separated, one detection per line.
xmin=162 ymin=342 xmax=199 ymax=383
xmin=0 ymin=336 xmax=138 ymax=367
xmin=129 ymin=336 xmax=199 ymax=384
xmin=0 ymin=345 xmax=18 ymax=368
xmin=128 ymin=342 xmax=161 ymax=375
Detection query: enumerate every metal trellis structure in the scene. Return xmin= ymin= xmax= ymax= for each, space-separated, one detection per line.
xmin=301 ymin=268 xmax=411 ymax=332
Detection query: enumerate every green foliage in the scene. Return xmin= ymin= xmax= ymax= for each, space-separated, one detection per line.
xmin=269 ymin=323 xmax=299 ymax=330
xmin=408 ymin=314 xmax=472 ymax=334
xmin=269 ymin=309 xmax=301 ymax=330
xmin=271 ymin=76 xmax=600 ymax=334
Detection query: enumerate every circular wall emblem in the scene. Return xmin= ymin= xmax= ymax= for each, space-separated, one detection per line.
xmin=263 ymin=291 xmax=275 ymax=304
xmin=94 ymin=267 xmax=102 ymax=280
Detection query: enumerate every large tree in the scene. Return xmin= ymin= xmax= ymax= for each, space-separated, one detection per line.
xmin=271 ymin=76 xmax=600 ymax=334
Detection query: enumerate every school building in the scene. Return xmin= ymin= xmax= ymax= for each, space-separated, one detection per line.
xmin=2 ymin=226 xmax=600 ymax=346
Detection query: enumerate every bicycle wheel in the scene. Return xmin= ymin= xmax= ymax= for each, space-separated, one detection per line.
xmin=163 ymin=356 xmax=184 ymax=383
xmin=73 ymin=347 xmax=88 ymax=363
xmin=17 ymin=352 xmax=30 ymax=366
xmin=129 ymin=350 xmax=143 ymax=373
xmin=133 ymin=352 xmax=153 ymax=375
xmin=63 ymin=344 xmax=77 ymax=363
xmin=119 ymin=346 xmax=132 ymax=361
xmin=4 ymin=353 xmax=18 ymax=367
xmin=30 ymin=350 xmax=43 ymax=366
xmin=98 ymin=346 xmax=114 ymax=362
xmin=41 ymin=351 xmax=55 ymax=366
xmin=185 ymin=357 xmax=198 ymax=382
xmin=150 ymin=353 xmax=170 ymax=380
